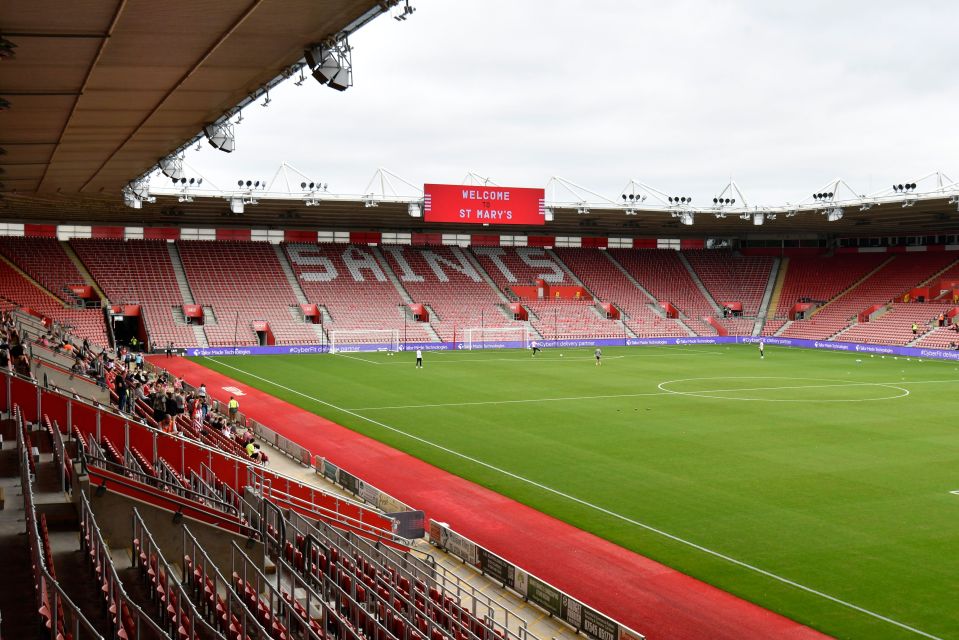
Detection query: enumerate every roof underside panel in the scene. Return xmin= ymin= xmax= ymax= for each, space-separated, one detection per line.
xmin=0 ymin=0 xmax=383 ymax=196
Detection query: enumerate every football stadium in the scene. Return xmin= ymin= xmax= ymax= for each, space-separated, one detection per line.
xmin=1 ymin=2 xmax=958 ymax=640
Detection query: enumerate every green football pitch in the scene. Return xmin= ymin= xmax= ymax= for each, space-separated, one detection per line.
xmin=193 ymin=344 xmax=959 ymax=640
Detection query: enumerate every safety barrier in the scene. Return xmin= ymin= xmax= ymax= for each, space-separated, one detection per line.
xmin=78 ymin=492 xmax=168 ymax=639
xmin=17 ymin=407 xmax=105 ymax=640
xmin=429 ymin=520 xmax=645 ymax=640
xmin=130 ymin=508 xmax=224 ymax=639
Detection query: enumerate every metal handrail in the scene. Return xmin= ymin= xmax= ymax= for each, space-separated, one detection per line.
xmin=180 ymin=526 xmax=272 ymax=640
xmin=229 ymin=540 xmax=324 ymax=640
xmin=16 ymin=408 xmax=106 ymax=640
xmin=78 ymin=492 xmax=168 ymax=639
xmin=130 ymin=508 xmax=225 ymax=639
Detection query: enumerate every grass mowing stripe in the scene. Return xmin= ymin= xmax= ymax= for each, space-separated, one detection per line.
xmin=204 ymin=355 xmax=944 ymax=640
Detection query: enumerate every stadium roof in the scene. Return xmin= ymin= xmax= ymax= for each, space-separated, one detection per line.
xmin=2 ymin=3 xmax=958 ymax=239
xmin=0 ymin=0 xmax=387 ymax=195
xmin=4 ymin=188 xmax=959 ymax=239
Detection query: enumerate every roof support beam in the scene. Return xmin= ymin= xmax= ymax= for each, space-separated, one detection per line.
xmin=36 ymin=0 xmax=129 ymax=193
xmin=79 ymin=0 xmax=268 ymax=193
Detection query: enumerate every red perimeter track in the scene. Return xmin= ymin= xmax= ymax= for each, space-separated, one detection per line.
xmin=158 ymin=356 xmax=831 ymax=640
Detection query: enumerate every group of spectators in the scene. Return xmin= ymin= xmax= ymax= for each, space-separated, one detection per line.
xmin=4 ymin=308 xmax=270 ymax=467
xmin=109 ymin=362 xmax=268 ymax=465
xmin=1 ymin=310 xmax=32 ymax=378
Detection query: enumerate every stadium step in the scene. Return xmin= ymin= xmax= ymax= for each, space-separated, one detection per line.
xmin=192 ymin=324 xmax=210 ymax=347
xmin=61 ymin=240 xmax=109 ymax=304
xmin=765 ymin=256 xmax=789 ymax=321
xmin=372 ymin=246 xmax=414 ymax=303
xmin=463 ymin=247 xmax=515 ymax=304
xmin=756 ymin=257 xmax=781 ymax=320
xmin=0 ymin=442 xmax=43 ymax=638
xmin=546 ymin=248 xmax=597 ymax=298
xmin=774 ymin=319 xmax=793 ymax=336
xmin=920 ymin=255 xmax=959 ymax=287
xmin=677 ymin=252 xmax=722 ymax=313
xmin=273 ymin=244 xmax=310 ymax=305
xmin=602 ymin=250 xmax=662 ymax=304
xmin=812 ymin=255 xmax=895 ymax=318
xmin=167 ymin=242 xmax=197 ymax=305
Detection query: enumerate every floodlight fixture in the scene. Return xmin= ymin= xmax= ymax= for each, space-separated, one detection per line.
xmin=394 ymin=0 xmax=416 ymax=20
xmin=158 ymin=155 xmax=184 ymax=181
xmin=304 ymin=39 xmax=353 ymax=91
xmin=204 ymin=122 xmax=235 ymax=153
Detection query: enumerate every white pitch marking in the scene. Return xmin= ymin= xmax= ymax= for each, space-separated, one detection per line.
xmin=657 ymin=377 xmax=910 ymax=403
xmin=202 ymin=356 xmax=943 ymax=640
xmin=353 ymin=378 xmax=921 ymax=411
xmin=334 ymin=353 xmax=382 ymax=365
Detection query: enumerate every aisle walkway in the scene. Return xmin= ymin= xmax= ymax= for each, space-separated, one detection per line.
xmin=154 ymin=355 xmax=831 ymax=640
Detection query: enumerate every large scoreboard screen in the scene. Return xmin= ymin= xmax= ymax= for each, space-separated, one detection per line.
xmin=423 ymin=184 xmax=546 ymax=225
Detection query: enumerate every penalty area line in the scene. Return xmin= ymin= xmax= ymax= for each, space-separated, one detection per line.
xmin=201 ymin=356 xmax=942 ymax=640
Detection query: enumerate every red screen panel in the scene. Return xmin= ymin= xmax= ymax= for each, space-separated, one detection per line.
xmin=423 ymin=184 xmax=545 ymax=226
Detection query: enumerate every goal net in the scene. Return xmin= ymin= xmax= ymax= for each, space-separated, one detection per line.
xmin=330 ymin=329 xmax=400 ymax=354
xmin=463 ymin=326 xmax=530 ymax=350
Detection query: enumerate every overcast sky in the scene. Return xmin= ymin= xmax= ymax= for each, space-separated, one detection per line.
xmin=178 ymin=0 xmax=959 ymax=207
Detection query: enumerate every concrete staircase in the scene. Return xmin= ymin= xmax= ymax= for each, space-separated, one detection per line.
xmin=765 ymin=257 xmax=789 ymax=322
xmin=166 ymin=242 xmax=209 ymax=347
xmin=166 ymin=242 xmax=196 ymax=305
xmin=602 ymin=251 xmax=661 ymax=305
xmin=62 ymin=241 xmax=108 ymax=303
xmin=461 ymin=247 xmax=515 ymax=304
xmin=371 ymin=247 xmax=441 ymax=342
xmin=273 ymin=245 xmax=327 ymax=343
xmin=754 ymin=257 xmax=781 ymax=335
xmin=774 ymin=320 xmax=793 ymax=336
xmin=273 ymin=245 xmax=309 ymax=305
xmin=811 ymin=256 xmax=895 ymax=318
xmin=677 ymin=252 xmax=722 ymax=313
xmin=547 ymin=248 xmax=595 ymax=297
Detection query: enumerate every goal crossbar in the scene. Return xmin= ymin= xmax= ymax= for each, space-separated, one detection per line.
xmin=330 ymin=329 xmax=399 ymax=354
xmin=463 ymin=326 xmax=530 ymax=350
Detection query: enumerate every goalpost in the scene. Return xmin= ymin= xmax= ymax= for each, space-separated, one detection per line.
xmin=463 ymin=326 xmax=530 ymax=351
xmin=329 ymin=329 xmax=400 ymax=354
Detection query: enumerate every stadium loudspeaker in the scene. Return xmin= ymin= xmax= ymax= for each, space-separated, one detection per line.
xmin=328 ymin=66 xmax=352 ymax=91
xmin=204 ymin=123 xmax=235 ymax=153
xmin=312 ymin=54 xmax=340 ymax=85
xmin=304 ymin=44 xmax=327 ymax=69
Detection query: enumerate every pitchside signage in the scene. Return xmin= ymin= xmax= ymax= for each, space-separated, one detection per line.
xmin=423 ymin=183 xmax=546 ymax=225
xmin=186 ymin=337 xmax=959 ymax=362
